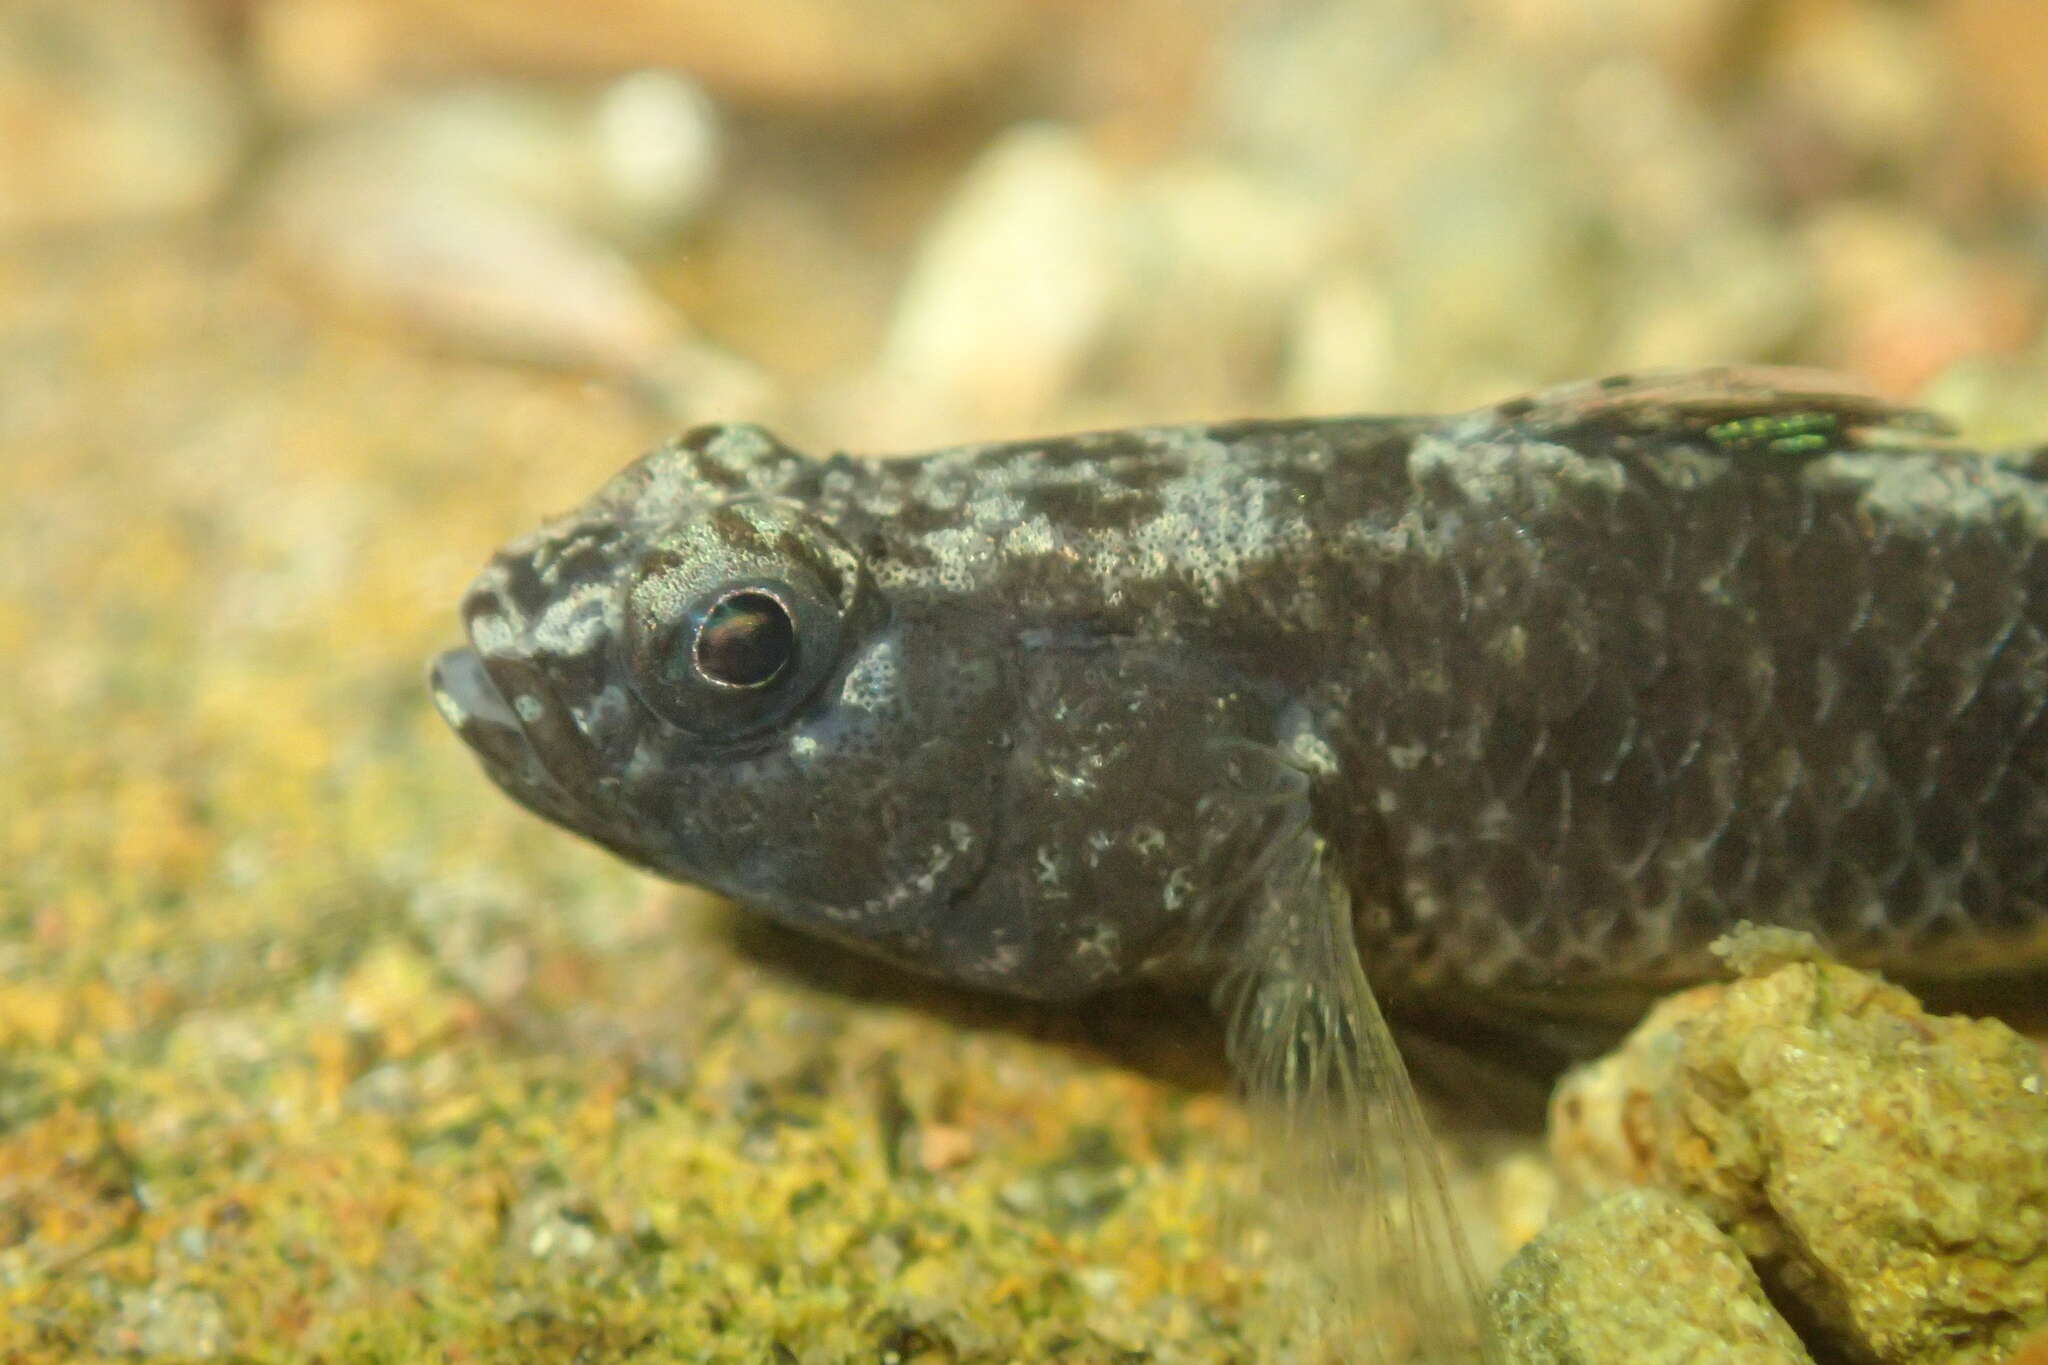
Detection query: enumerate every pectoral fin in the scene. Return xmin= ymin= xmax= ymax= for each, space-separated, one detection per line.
xmin=1203 ymin=746 xmax=1496 ymax=1363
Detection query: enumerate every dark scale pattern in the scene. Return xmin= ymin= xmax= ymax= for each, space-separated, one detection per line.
xmin=434 ymin=369 xmax=2048 ymax=1019
xmin=1348 ymin=390 xmax=2048 ymax=999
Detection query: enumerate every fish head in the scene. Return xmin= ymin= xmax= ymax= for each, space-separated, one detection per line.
xmin=431 ymin=424 xmax=1018 ymax=980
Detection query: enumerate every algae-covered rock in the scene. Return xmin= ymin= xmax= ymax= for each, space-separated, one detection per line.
xmin=1548 ymin=928 xmax=2048 ymax=1364
xmin=1490 ymin=1186 xmax=1814 ymax=1365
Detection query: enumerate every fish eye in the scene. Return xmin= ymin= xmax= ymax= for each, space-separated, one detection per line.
xmin=693 ymin=589 xmax=795 ymax=689
xmin=620 ymin=499 xmax=866 ymax=744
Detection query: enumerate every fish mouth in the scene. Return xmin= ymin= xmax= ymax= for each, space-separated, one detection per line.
xmin=430 ymin=645 xmax=585 ymax=826
xmin=431 ymin=645 xmax=518 ymax=734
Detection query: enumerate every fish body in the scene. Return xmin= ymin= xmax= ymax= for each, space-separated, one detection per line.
xmin=435 ymin=369 xmax=2048 ymax=1009
xmin=433 ymin=368 xmax=2048 ymax=1360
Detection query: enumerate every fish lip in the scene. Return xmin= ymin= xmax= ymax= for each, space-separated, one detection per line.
xmin=429 ymin=644 xmax=583 ymax=820
xmin=431 ymin=645 xmax=519 ymax=734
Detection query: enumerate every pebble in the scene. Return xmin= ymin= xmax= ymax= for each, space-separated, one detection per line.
xmin=869 ymin=122 xmax=1120 ymax=442
xmin=1490 ymin=1188 xmax=1815 ymax=1364
xmin=257 ymin=77 xmax=739 ymax=385
xmin=1548 ymin=929 xmax=2048 ymax=1364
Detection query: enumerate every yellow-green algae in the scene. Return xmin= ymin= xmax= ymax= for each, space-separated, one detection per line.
xmin=1544 ymin=929 xmax=2048 ymax=1364
xmin=1490 ymin=1188 xmax=1814 ymax=1365
xmin=0 ymin=242 xmax=1317 ymax=1362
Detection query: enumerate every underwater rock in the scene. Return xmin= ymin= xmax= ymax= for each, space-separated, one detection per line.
xmin=1546 ymin=927 xmax=2048 ymax=1365
xmin=1489 ymin=1186 xmax=1815 ymax=1364
xmin=869 ymin=121 xmax=1120 ymax=441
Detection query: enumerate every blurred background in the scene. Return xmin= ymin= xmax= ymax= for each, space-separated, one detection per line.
xmin=10 ymin=0 xmax=2048 ymax=447
xmin=5 ymin=1 xmax=2048 ymax=1360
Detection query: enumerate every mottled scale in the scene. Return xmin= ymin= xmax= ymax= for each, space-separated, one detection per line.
xmin=1356 ymin=377 xmax=2048 ymax=996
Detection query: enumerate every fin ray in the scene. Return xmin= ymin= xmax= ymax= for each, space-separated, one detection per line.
xmin=1205 ymin=748 xmax=1496 ymax=1363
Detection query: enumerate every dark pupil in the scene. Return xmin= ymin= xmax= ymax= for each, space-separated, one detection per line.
xmin=694 ymin=591 xmax=794 ymax=688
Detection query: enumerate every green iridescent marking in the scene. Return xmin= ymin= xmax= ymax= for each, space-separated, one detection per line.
xmin=1706 ymin=412 xmax=1841 ymax=457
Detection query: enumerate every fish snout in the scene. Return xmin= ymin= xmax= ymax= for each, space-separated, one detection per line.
xmin=431 ymin=645 xmax=519 ymax=736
